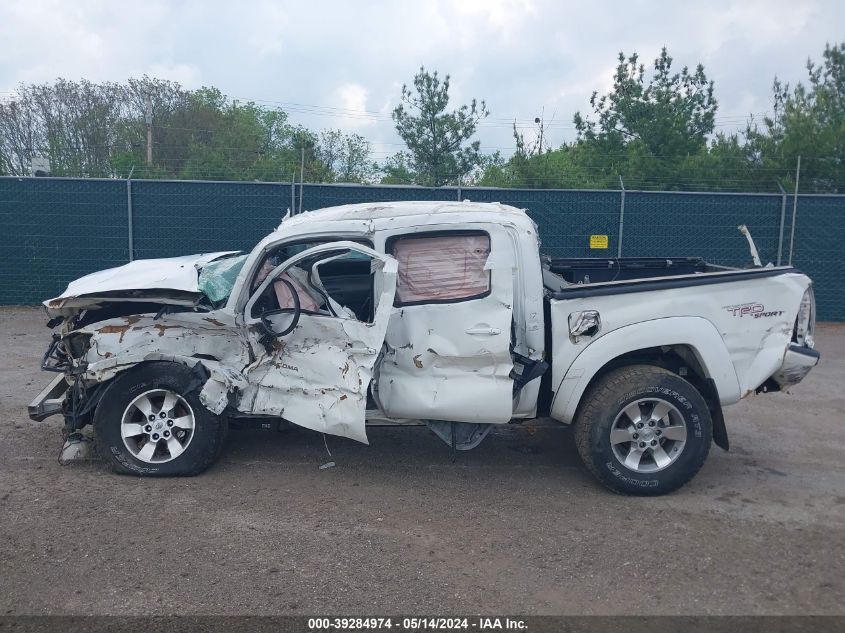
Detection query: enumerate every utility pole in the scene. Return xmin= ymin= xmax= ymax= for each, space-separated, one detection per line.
xmin=145 ymin=94 xmax=153 ymax=166
xmin=535 ymin=107 xmax=545 ymax=154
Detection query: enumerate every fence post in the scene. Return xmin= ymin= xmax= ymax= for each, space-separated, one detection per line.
xmin=457 ymin=175 xmax=462 ymax=202
xmin=126 ymin=166 xmax=135 ymax=262
xmin=290 ymin=173 xmax=295 ymax=215
xmin=298 ymin=148 xmax=304 ymax=214
xmin=776 ymin=183 xmax=787 ymax=266
xmin=617 ymin=175 xmax=625 ymax=258
xmin=788 ymin=155 xmax=801 ymax=266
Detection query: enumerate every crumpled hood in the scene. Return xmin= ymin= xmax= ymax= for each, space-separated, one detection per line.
xmin=45 ymin=251 xmax=239 ymax=316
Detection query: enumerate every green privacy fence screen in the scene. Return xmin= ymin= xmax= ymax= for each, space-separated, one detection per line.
xmin=1 ymin=176 xmax=842 ymax=320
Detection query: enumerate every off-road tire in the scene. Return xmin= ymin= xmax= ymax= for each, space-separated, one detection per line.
xmin=94 ymin=362 xmax=228 ymax=476
xmin=574 ymin=364 xmax=712 ymax=496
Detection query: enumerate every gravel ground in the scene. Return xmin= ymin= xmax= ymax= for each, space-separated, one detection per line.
xmin=1 ymin=306 xmax=843 ymax=616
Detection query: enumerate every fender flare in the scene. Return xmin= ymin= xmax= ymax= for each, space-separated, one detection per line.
xmin=550 ymin=316 xmax=741 ymax=423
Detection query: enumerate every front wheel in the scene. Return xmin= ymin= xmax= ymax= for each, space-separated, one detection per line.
xmin=94 ymin=362 xmax=228 ymax=476
xmin=573 ymin=365 xmax=712 ymax=495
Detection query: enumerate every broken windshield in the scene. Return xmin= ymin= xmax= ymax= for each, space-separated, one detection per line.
xmin=197 ymin=254 xmax=248 ymax=304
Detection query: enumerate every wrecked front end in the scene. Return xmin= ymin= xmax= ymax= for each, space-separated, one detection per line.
xmin=30 ymin=311 xmax=250 ymax=434
xmin=30 ymin=319 xmax=106 ymax=433
xmin=28 ymin=251 xmax=250 ymax=438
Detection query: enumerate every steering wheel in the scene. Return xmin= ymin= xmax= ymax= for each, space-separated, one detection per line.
xmin=260 ymin=278 xmax=301 ymax=337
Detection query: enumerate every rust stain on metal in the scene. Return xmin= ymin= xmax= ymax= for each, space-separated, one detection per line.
xmin=204 ymin=317 xmax=225 ymax=326
xmin=413 ymin=354 xmax=423 ymax=369
xmin=94 ymin=315 xmax=144 ymax=344
xmin=339 ymin=394 xmax=348 ymax=401
xmin=153 ymin=323 xmax=181 ymax=337
xmin=95 ymin=324 xmax=132 ymax=343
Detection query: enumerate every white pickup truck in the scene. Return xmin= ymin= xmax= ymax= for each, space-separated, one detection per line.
xmin=30 ymin=201 xmax=819 ymax=495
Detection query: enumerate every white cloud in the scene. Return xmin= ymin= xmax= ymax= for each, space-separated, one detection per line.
xmin=141 ymin=63 xmax=203 ymax=88
xmin=245 ymin=1 xmax=289 ymax=58
xmin=0 ymin=0 xmax=842 ymax=155
xmin=333 ymin=82 xmax=374 ymax=130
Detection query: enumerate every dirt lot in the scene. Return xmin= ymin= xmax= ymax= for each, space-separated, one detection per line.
xmin=0 ymin=306 xmax=843 ymax=616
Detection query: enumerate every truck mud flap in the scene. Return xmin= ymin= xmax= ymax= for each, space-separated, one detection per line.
xmin=705 ymin=378 xmax=729 ymax=451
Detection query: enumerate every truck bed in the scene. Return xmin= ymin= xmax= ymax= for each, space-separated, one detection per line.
xmin=541 ymin=256 xmax=794 ymax=298
xmin=543 ymin=256 xmax=727 ymax=287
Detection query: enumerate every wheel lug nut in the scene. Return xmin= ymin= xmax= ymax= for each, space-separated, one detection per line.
xmin=639 ymin=441 xmax=646 ymax=448
xmin=166 ymin=420 xmax=173 ymax=427
xmin=152 ymin=433 xmax=159 ymax=440
xmin=144 ymin=425 xmax=152 ymax=432
xmin=632 ymin=433 xmax=639 ymax=440
xmin=148 ymin=415 xmax=156 ymax=422
xmin=651 ymin=440 xmax=657 ymax=446
xmin=656 ymin=429 xmax=662 ymax=436
xmin=636 ymin=422 xmax=644 ymax=429
xmin=160 ymin=412 xmax=167 ymax=418
xmin=648 ymin=421 xmax=655 ymax=427
xmin=164 ymin=430 xmax=170 ymax=438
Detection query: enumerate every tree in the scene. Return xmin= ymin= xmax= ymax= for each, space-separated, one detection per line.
xmin=0 ymin=76 xmax=375 ymax=183
xmin=0 ymin=78 xmax=126 ymax=177
xmin=392 ymin=67 xmax=489 ymax=186
xmin=746 ymin=42 xmax=845 ymax=192
xmin=380 ymin=152 xmax=415 ymax=185
xmin=575 ymin=48 xmax=716 ymax=155
xmin=315 ymin=129 xmax=375 ymax=183
xmin=571 ymin=48 xmax=717 ymax=188
xmin=479 ymin=48 xmax=724 ymax=191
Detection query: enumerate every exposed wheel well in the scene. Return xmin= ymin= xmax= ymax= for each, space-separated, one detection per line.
xmin=572 ymin=344 xmax=729 ymax=450
xmin=583 ymin=345 xmax=711 ymax=395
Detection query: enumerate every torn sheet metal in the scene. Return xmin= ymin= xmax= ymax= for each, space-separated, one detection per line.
xmin=45 ymin=251 xmax=240 ymax=314
xmin=78 ymin=313 xmax=250 ymax=406
xmin=241 ymin=243 xmax=398 ymax=443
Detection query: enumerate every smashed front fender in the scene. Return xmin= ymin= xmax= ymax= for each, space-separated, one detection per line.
xmin=76 ymin=313 xmax=250 ymax=414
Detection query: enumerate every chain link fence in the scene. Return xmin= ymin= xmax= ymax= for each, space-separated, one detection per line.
xmin=1 ymin=176 xmax=842 ymax=320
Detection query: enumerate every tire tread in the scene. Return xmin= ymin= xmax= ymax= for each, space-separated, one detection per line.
xmin=573 ymin=364 xmax=712 ymax=496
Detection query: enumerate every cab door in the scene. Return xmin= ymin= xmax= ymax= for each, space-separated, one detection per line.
xmin=374 ymin=227 xmax=515 ymax=423
xmin=242 ymin=242 xmax=397 ymax=443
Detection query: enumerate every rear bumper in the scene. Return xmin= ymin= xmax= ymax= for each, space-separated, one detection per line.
xmin=28 ymin=374 xmax=68 ymax=421
xmin=771 ymin=344 xmax=820 ymax=389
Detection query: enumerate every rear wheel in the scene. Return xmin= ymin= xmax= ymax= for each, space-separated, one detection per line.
xmin=94 ymin=362 xmax=227 ymax=476
xmin=573 ymin=365 xmax=712 ymax=495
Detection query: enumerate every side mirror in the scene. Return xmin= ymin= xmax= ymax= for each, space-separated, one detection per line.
xmin=259 ymin=278 xmax=301 ymax=340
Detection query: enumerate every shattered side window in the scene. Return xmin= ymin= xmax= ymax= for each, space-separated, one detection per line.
xmin=389 ymin=232 xmax=491 ymax=305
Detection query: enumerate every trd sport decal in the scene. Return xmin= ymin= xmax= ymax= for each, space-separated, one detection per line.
xmin=724 ymin=303 xmax=785 ymax=318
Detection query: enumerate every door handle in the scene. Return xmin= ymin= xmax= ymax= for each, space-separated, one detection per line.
xmin=465 ymin=327 xmax=501 ymax=336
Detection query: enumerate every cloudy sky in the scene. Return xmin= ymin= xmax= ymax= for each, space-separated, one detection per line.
xmin=0 ymin=0 xmax=842 ymax=159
